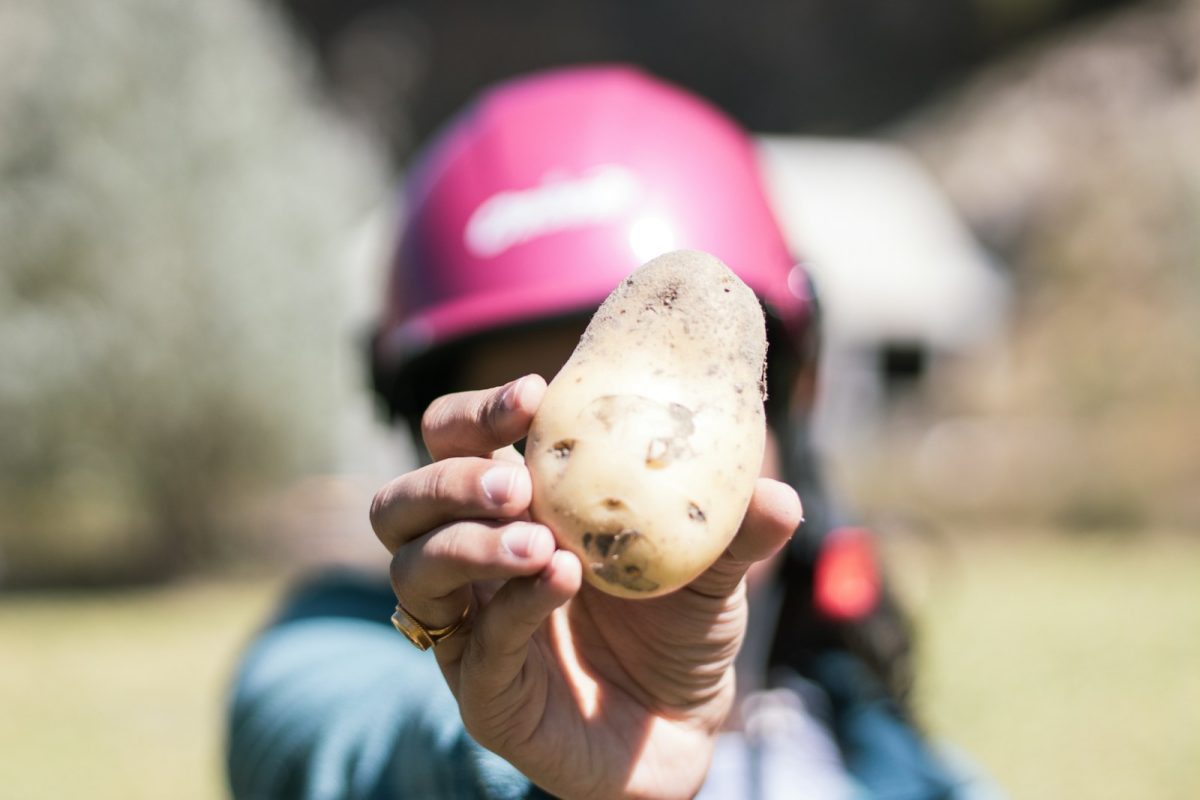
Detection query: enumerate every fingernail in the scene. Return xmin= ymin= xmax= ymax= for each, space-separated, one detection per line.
xmin=501 ymin=376 xmax=527 ymax=411
xmin=539 ymin=549 xmax=566 ymax=583
xmin=502 ymin=524 xmax=550 ymax=559
xmin=481 ymin=465 xmax=519 ymax=505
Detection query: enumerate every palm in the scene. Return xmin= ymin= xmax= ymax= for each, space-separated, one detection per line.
xmin=453 ymin=577 xmax=748 ymax=800
xmin=575 ymin=582 xmax=744 ymax=715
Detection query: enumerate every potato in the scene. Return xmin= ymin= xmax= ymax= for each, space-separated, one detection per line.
xmin=525 ymin=249 xmax=768 ymax=598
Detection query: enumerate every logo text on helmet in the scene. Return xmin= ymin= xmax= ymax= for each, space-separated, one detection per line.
xmin=465 ymin=165 xmax=640 ymax=258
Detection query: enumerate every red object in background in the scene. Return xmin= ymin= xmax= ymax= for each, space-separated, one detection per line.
xmin=814 ymin=527 xmax=882 ymax=621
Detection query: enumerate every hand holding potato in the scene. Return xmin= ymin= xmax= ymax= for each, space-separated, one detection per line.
xmin=370 ymin=374 xmax=802 ymax=800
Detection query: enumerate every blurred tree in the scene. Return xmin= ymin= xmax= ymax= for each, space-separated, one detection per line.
xmin=891 ymin=0 xmax=1200 ymax=531
xmin=0 ymin=0 xmax=382 ymax=585
xmin=271 ymin=0 xmax=1145 ymax=165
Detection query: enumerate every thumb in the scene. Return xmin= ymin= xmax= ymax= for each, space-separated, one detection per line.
xmin=687 ymin=478 xmax=802 ymax=598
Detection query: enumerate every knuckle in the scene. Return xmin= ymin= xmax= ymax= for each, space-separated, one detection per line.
xmin=420 ymin=395 xmax=454 ymax=443
xmin=419 ymin=406 xmax=441 ymax=443
xmin=419 ymin=460 xmax=458 ymax=505
xmin=368 ymin=484 xmax=393 ymax=539
xmin=482 ymin=391 xmax=510 ymax=442
xmin=433 ymin=527 xmax=471 ymax=573
xmin=401 ymin=524 xmax=478 ymax=595
xmin=389 ymin=547 xmax=414 ymax=593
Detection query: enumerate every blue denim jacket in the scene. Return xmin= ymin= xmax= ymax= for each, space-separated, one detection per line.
xmin=226 ymin=572 xmax=987 ymax=799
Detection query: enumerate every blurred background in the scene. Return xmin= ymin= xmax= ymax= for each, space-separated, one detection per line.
xmin=1 ymin=0 xmax=1198 ymax=797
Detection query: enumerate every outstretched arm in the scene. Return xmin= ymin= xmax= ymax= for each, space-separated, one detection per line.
xmin=371 ymin=375 xmax=803 ymax=800
xmin=226 ymin=573 xmax=552 ymax=799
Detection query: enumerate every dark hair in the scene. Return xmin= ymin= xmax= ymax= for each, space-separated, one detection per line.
xmin=370 ymin=291 xmax=917 ymax=713
xmin=769 ymin=422 xmax=918 ymax=713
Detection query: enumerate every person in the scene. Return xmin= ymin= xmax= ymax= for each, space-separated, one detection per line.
xmin=227 ymin=64 xmax=981 ymax=799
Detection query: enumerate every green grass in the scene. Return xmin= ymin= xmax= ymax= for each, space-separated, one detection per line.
xmin=0 ymin=576 xmax=285 ymax=800
xmin=896 ymin=532 xmax=1200 ymax=800
xmin=1 ymin=534 xmax=1197 ymax=799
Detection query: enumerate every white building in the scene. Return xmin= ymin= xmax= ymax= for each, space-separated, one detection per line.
xmin=757 ymin=136 xmax=1009 ymax=453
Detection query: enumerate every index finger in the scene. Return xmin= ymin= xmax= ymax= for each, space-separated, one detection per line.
xmin=422 ymin=374 xmax=547 ymax=461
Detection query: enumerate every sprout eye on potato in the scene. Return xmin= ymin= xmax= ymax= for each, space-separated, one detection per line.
xmin=525 ymin=249 xmax=768 ymax=599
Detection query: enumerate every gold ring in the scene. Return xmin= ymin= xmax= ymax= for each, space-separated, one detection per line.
xmin=391 ymin=601 xmax=470 ymax=651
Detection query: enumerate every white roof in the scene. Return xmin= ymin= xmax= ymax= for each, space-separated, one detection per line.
xmin=756 ymin=136 xmax=1008 ymax=350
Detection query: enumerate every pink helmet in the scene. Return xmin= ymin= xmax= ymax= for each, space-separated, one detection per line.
xmin=374 ymin=64 xmax=811 ymax=410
